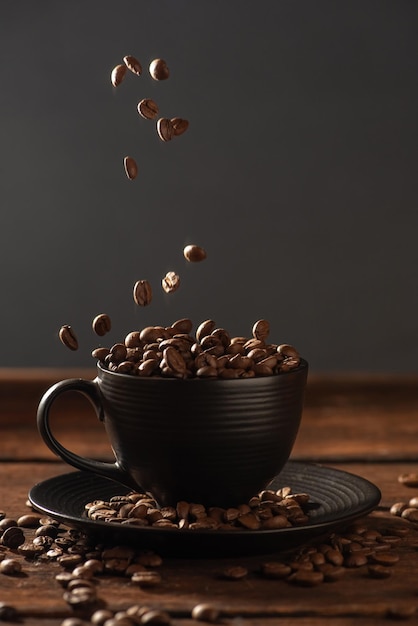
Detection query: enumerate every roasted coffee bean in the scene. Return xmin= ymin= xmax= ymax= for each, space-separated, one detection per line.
xmin=133 ymin=279 xmax=152 ymax=306
xmin=1 ymin=526 xmax=25 ymax=549
xmin=0 ymin=559 xmax=22 ymax=575
xmin=252 ymin=319 xmax=270 ymax=341
xmin=157 ymin=117 xmax=173 ymax=142
xmin=141 ymin=609 xmax=172 ymax=625
xmin=131 ymin=570 xmax=162 ymax=587
xmin=288 ymin=570 xmax=324 ymax=586
xmin=401 ymin=508 xmax=418 ymax=522
xmin=183 ymin=244 xmax=206 ymax=262
xmin=260 ymin=562 xmax=292 ymax=579
xmin=91 ymin=313 xmax=111 ymax=337
xmin=222 ymin=565 xmax=248 ymax=580
xmin=0 ymin=603 xmax=18 ymax=622
xmin=123 ymin=54 xmax=142 ymax=75
xmin=92 ymin=347 xmax=110 ymax=362
xmin=90 ymin=609 xmax=114 ymax=625
xmin=398 ymin=473 xmax=418 ymax=487
xmin=162 ymin=271 xmax=180 ymax=293
xmin=61 ymin=618 xmax=85 ymax=626
xmin=59 ymin=325 xmax=78 ymax=351
xmin=171 ymin=117 xmax=189 ymax=136
xmin=111 ymin=64 xmax=127 ymax=87
xmin=191 ymin=603 xmax=220 ymax=623
xmin=137 ymin=98 xmax=159 ymax=119
xmin=409 ymin=496 xmax=418 ymax=508
xmin=124 ymin=156 xmax=138 ymax=180
xmin=149 ymin=58 xmax=169 ymax=80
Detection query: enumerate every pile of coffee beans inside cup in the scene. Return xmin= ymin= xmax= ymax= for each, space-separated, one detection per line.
xmin=90 ymin=317 xmax=301 ymax=379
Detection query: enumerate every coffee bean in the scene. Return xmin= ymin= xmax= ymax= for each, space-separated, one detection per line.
xmin=0 ymin=603 xmax=18 ymax=622
xmin=90 ymin=609 xmax=114 ymax=625
xmin=157 ymin=117 xmax=173 ymax=142
xmin=59 ymin=325 xmax=78 ymax=351
xmin=288 ymin=570 xmax=324 ymax=586
xmin=110 ymin=64 xmax=127 ymax=87
xmin=124 ymin=156 xmax=138 ymax=180
xmin=131 ymin=570 xmax=162 ymax=587
xmin=260 ymin=562 xmax=292 ymax=579
xmin=149 ymin=58 xmax=169 ymax=80
xmin=191 ymin=603 xmax=220 ymax=623
xmin=222 ymin=565 xmax=248 ymax=580
xmin=398 ymin=473 xmax=418 ymax=488
xmin=171 ymin=117 xmax=189 ymax=136
xmin=370 ymin=551 xmax=399 ymax=566
xmin=92 ymin=313 xmax=111 ymax=336
xmin=252 ymin=319 xmax=270 ymax=341
xmin=163 ymin=346 xmax=187 ymax=376
xmin=141 ymin=609 xmax=172 ymax=625
xmin=1 ymin=526 xmax=25 ymax=549
xmin=137 ymin=98 xmax=159 ymax=119
xmin=183 ymin=244 xmax=206 ymax=263
xmin=401 ymin=507 xmax=418 ymax=522
xmin=92 ymin=347 xmax=110 ymax=361
xmin=123 ymin=54 xmax=142 ymax=75
xmin=16 ymin=514 xmax=40 ymax=528
xmin=133 ymin=279 xmax=152 ymax=306
xmin=0 ymin=559 xmax=22 ymax=576
xmin=162 ymin=271 xmax=180 ymax=293
xmin=409 ymin=496 xmax=418 ymax=508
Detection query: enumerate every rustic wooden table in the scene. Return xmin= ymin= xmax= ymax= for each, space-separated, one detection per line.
xmin=1 ymin=369 xmax=418 ymax=625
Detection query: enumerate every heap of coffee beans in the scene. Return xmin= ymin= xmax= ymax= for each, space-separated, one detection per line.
xmin=85 ymin=486 xmax=310 ymax=530
xmin=91 ymin=317 xmax=301 ymax=379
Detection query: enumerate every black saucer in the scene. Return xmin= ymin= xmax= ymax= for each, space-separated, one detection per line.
xmin=28 ymin=461 xmax=381 ymax=557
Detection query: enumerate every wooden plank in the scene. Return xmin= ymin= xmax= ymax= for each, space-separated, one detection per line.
xmin=0 ymin=461 xmax=418 ymax=624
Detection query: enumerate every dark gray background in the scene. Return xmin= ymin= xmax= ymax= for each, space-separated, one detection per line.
xmin=1 ymin=0 xmax=417 ymax=372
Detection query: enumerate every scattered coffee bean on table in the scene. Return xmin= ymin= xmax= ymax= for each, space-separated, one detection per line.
xmin=398 ymin=473 xmax=418 ymax=488
xmin=59 ymin=325 xmax=78 ymax=351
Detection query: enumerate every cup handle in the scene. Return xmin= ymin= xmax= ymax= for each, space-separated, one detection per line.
xmin=37 ymin=378 xmax=136 ymax=489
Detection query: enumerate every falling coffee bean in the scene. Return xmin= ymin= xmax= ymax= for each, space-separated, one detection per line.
xmin=162 ymin=271 xmax=180 ymax=294
xmin=133 ymin=279 xmax=152 ymax=306
xmin=171 ymin=117 xmax=189 ymax=136
xmin=156 ymin=118 xmax=173 ymax=142
xmin=123 ymin=54 xmax=142 ymax=75
xmin=149 ymin=58 xmax=169 ymax=80
xmin=59 ymin=325 xmax=78 ymax=351
xmin=92 ymin=314 xmax=111 ymax=337
xmin=183 ymin=244 xmax=206 ymax=263
xmin=110 ymin=64 xmax=127 ymax=87
xmin=137 ymin=98 xmax=159 ymax=120
xmin=124 ymin=156 xmax=138 ymax=180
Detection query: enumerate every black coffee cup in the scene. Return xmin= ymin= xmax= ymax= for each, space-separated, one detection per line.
xmin=37 ymin=361 xmax=308 ymax=508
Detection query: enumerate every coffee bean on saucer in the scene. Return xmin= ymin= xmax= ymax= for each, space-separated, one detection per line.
xmin=59 ymin=325 xmax=78 ymax=351
xmin=124 ymin=156 xmax=138 ymax=180
xmin=149 ymin=58 xmax=169 ymax=80
xmin=123 ymin=54 xmax=142 ymax=75
xmin=111 ymin=64 xmax=127 ymax=87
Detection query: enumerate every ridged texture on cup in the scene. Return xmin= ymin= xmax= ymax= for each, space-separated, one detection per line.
xmin=97 ymin=361 xmax=308 ymax=507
